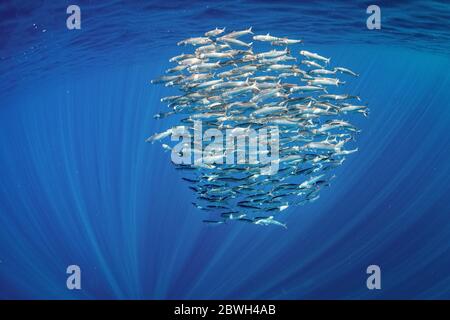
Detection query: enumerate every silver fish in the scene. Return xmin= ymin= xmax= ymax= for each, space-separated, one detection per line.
xmin=205 ymin=27 xmax=226 ymax=37
xmin=149 ymin=27 xmax=367 ymax=227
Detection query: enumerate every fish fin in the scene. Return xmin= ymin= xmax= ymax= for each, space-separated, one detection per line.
xmin=248 ymin=27 xmax=253 ymax=34
xmin=336 ymin=140 xmax=345 ymax=149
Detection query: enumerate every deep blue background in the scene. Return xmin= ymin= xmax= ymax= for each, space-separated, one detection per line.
xmin=1 ymin=0 xmax=450 ymax=299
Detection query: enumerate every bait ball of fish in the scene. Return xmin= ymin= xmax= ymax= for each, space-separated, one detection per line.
xmin=149 ymin=27 xmax=367 ymax=228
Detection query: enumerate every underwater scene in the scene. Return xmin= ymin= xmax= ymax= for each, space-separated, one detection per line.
xmin=0 ymin=0 xmax=450 ymax=299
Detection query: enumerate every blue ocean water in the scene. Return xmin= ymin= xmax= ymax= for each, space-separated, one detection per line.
xmin=0 ymin=0 xmax=450 ymax=299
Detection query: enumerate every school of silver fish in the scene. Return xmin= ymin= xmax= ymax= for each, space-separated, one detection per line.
xmin=149 ymin=27 xmax=368 ymax=228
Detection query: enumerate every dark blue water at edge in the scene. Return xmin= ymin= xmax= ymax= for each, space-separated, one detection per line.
xmin=1 ymin=1 xmax=450 ymax=299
